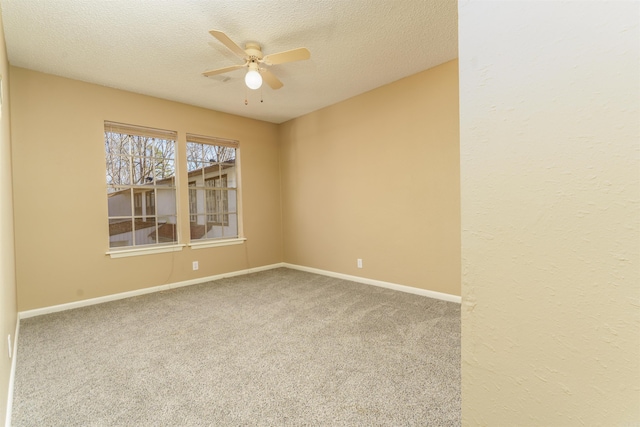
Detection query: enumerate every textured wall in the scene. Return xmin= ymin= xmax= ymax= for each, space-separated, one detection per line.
xmin=280 ymin=60 xmax=460 ymax=296
xmin=10 ymin=68 xmax=282 ymax=311
xmin=0 ymin=8 xmax=17 ymax=424
xmin=460 ymin=1 xmax=639 ymax=425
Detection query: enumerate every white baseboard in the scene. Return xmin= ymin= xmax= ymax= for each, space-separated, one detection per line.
xmin=5 ymin=317 xmax=19 ymax=427
xmin=18 ymin=261 xmax=460 ymax=320
xmin=18 ymin=263 xmax=285 ymax=319
xmin=282 ymin=263 xmax=462 ymax=304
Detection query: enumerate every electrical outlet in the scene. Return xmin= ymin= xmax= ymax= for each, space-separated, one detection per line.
xmin=192 ymin=261 xmax=199 ymax=271
xmin=7 ymin=334 xmax=12 ymax=359
xmin=357 ymin=258 xmax=363 ymax=269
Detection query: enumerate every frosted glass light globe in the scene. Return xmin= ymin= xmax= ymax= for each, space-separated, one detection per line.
xmin=245 ymin=70 xmax=262 ymax=90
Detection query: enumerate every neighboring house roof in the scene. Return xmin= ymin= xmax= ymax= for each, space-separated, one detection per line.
xmin=188 ymin=223 xmax=209 ymax=240
xmin=150 ymin=223 xmax=212 ymax=241
xmin=186 ymin=161 xmax=235 ymax=180
xmin=154 ymin=223 xmax=177 ymax=241
xmin=109 ymin=219 xmax=156 ymax=236
xmin=107 ymin=160 xmax=235 ymax=197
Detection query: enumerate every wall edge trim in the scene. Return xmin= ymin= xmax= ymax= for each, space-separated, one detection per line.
xmin=5 ymin=317 xmax=19 ymax=427
xmin=18 ymin=263 xmax=285 ymax=319
xmin=282 ymin=263 xmax=462 ymax=303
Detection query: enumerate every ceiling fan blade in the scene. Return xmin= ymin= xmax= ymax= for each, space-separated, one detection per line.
xmin=261 ymin=68 xmax=283 ymax=90
xmin=202 ymin=64 xmax=245 ymax=77
xmin=262 ymin=47 xmax=310 ymax=65
xmin=209 ymin=30 xmax=247 ymax=59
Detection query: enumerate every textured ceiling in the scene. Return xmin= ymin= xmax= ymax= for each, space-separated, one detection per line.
xmin=0 ymin=0 xmax=458 ymax=124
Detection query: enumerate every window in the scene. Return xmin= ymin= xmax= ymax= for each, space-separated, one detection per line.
xmin=186 ymin=133 xmax=240 ymax=242
xmin=105 ymin=122 xmax=177 ymax=249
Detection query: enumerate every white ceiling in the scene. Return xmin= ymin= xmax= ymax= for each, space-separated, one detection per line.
xmin=0 ymin=0 xmax=458 ymax=124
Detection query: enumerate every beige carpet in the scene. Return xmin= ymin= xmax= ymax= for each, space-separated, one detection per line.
xmin=12 ymin=268 xmax=460 ymax=426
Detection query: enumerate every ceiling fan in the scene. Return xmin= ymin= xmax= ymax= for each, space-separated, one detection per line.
xmin=203 ymin=30 xmax=311 ymax=91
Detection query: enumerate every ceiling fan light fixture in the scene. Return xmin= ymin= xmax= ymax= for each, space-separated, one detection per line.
xmin=245 ymin=69 xmax=262 ymax=90
xmin=204 ymin=30 xmax=310 ymax=91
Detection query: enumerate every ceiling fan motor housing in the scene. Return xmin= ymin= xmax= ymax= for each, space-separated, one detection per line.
xmin=245 ymin=43 xmax=263 ymax=61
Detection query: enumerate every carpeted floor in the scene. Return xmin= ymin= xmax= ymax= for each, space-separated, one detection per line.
xmin=11 ymin=268 xmax=460 ymax=426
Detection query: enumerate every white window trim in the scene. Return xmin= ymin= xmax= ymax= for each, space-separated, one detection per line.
xmin=105 ymin=121 xmax=178 ymax=250
xmin=106 ymin=244 xmax=185 ymax=259
xmin=188 ymin=238 xmax=246 ymax=250
xmin=185 ymin=134 xmax=243 ymax=244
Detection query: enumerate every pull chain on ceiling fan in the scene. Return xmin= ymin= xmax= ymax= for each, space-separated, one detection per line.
xmin=203 ymin=30 xmax=311 ymax=91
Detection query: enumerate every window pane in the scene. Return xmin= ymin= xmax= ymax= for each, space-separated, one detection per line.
xmin=190 ymin=215 xmax=208 ymax=240
xmin=202 ymin=144 xmax=218 ymax=163
xmin=186 ymin=142 xmax=203 ymax=165
xmin=131 ymin=157 xmax=155 ymax=185
xmin=191 ymin=188 xmax=205 ymax=215
xmin=157 ymin=216 xmax=177 ymax=243
xmin=106 ymin=155 xmax=131 ymax=186
xmin=207 ymin=224 xmax=223 ymax=239
xmin=153 ymin=138 xmax=175 ymax=160
xmin=131 ymin=136 xmax=155 ymax=158
xmin=109 ymin=218 xmax=133 ymax=248
xmin=134 ymin=217 xmax=157 ymax=246
xmin=224 ymin=213 xmax=238 ymax=238
xmin=144 ymin=190 xmax=156 ymax=215
xmin=205 ymin=187 xmax=218 ymax=222
xmin=211 ymin=145 xmax=235 ymax=163
xmin=228 ymin=189 xmax=237 ymax=213
xmin=105 ymin=132 xmax=129 ymax=156
xmin=108 ymin=188 xmax=132 ymax=217
xmin=155 ymin=159 xmax=175 ymax=182
xmin=156 ymin=188 xmax=176 ymax=216
xmin=134 ymin=192 xmax=143 ymax=216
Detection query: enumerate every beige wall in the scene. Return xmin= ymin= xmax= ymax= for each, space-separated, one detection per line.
xmin=10 ymin=67 xmax=282 ymax=311
xmin=460 ymin=2 xmax=639 ymax=425
xmin=280 ymin=60 xmax=460 ymax=296
xmin=0 ymin=8 xmax=17 ymax=424
xmin=11 ymin=60 xmax=461 ymax=312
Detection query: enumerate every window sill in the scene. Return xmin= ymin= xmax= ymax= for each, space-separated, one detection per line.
xmin=189 ymin=238 xmax=246 ymax=250
xmin=106 ymin=244 xmax=186 ymax=259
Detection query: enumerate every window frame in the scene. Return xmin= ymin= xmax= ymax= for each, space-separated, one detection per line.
xmin=185 ymin=133 xmax=243 ymax=247
xmin=104 ymin=126 xmax=246 ymax=257
xmin=104 ymin=121 xmax=180 ymax=255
